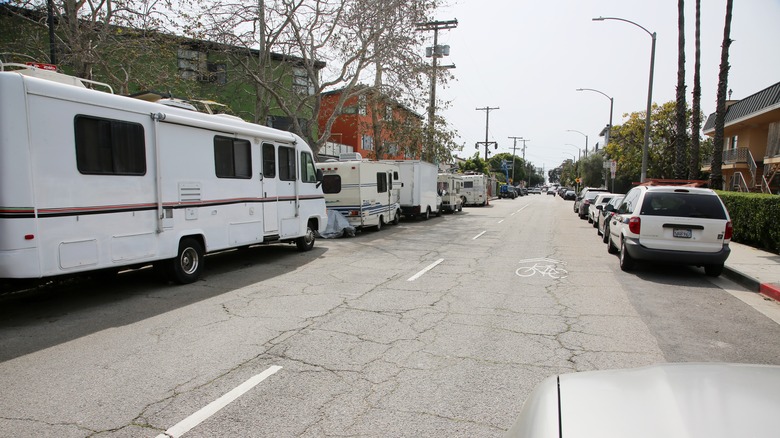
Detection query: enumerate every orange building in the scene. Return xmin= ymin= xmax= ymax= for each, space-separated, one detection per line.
xmin=318 ymin=87 xmax=423 ymax=160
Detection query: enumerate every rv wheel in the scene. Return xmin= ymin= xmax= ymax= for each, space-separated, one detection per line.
xmin=423 ymin=207 xmax=431 ymax=220
xmin=392 ymin=210 xmax=401 ymax=225
xmin=296 ymin=225 xmax=316 ymax=251
xmin=169 ymin=237 xmax=204 ymax=284
xmin=374 ymin=217 xmax=384 ymax=231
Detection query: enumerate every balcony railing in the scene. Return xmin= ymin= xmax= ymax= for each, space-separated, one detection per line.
xmin=723 ymin=147 xmax=749 ymax=164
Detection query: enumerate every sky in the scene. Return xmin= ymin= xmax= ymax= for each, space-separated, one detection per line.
xmin=429 ymin=0 xmax=780 ymax=178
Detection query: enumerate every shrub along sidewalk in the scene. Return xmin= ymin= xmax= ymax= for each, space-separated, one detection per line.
xmin=717 ymin=191 xmax=780 ymax=255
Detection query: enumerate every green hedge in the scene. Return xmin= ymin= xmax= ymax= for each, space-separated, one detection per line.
xmin=716 ymin=191 xmax=780 ymax=254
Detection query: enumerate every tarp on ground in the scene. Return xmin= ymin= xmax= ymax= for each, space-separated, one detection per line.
xmin=319 ymin=209 xmax=356 ymax=238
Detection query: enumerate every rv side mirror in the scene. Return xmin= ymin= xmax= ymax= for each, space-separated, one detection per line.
xmin=315 ymin=169 xmax=324 ymax=189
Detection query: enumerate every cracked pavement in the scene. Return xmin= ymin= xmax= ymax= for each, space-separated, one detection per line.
xmin=3 ymin=196 xmax=779 ymax=437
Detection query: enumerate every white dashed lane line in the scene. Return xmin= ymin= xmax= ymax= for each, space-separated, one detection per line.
xmin=407 ymin=258 xmax=445 ymax=281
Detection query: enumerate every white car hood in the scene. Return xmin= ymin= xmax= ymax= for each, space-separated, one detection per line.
xmin=508 ymin=363 xmax=780 ymax=438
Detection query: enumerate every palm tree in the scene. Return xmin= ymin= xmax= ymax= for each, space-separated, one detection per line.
xmin=710 ymin=0 xmax=733 ymax=189
xmin=674 ymin=0 xmax=688 ymax=179
xmin=689 ymin=0 xmax=702 ymax=179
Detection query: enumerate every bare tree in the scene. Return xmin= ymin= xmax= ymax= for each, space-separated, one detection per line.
xmin=673 ymin=0 xmax=687 ymax=179
xmin=710 ymin=0 xmax=733 ymax=190
xmin=688 ymin=0 xmax=702 ymax=179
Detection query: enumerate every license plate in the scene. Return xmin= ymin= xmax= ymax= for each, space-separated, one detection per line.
xmin=673 ymin=228 xmax=692 ymax=238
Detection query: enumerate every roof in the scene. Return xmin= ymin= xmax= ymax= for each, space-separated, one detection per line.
xmin=703 ymin=81 xmax=780 ymax=132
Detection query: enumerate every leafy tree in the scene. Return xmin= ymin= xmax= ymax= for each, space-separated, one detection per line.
xmin=487 ymin=152 xmax=526 ymax=184
xmin=458 ymin=152 xmax=490 ymax=175
xmin=581 ymin=150 xmax=606 ymax=188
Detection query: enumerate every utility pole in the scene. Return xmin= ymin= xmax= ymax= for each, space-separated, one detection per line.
xmin=475 ymin=106 xmax=499 ymax=161
xmin=416 ymin=19 xmax=457 ymax=162
xmin=508 ymin=136 xmax=524 ymax=184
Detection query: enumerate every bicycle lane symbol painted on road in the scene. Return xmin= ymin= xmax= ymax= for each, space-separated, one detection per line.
xmin=515 ymin=258 xmax=568 ymax=279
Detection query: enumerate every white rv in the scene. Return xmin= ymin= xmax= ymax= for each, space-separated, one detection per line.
xmin=0 ymin=66 xmax=327 ymax=285
xmin=315 ymin=154 xmax=401 ymax=231
xmin=437 ymin=173 xmax=464 ymax=213
xmin=382 ymin=160 xmax=441 ymax=219
xmin=461 ymin=173 xmax=489 ymax=206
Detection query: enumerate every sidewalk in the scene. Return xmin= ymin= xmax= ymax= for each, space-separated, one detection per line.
xmin=724 ymin=241 xmax=780 ymax=301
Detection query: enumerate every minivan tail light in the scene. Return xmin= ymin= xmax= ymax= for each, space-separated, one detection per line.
xmin=628 ymin=216 xmax=641 ymax=234
xmin=724 ymin=221 xmax=733 ymax=240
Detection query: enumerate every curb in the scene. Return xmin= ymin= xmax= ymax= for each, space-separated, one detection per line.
xmin=723 ymin=266 xmax=780 ymax=302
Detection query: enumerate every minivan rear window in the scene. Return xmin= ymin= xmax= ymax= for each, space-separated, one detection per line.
xmin=639 ymin=192 xmax=727 ymax=219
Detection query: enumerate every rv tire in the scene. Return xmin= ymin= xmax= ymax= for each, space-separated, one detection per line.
xmin=168 ymin=237 xmax=204 ymax=284
xmin=392 ymin=210 xmax=401 ymax=225
xmin=374 ymin=217 xmax=384 ymax=231
xmin=296 ymin=225 xmax=316 ymax=251
xmin=423 ymin=207 xmax=431 ymax=220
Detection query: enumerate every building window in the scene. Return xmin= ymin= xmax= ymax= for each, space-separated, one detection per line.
xmin=358 ymin=95 xmax=367 ymax=116
xmin=385 ymin=105 xmax=393 ymax=121
xmin=292 ymin=67 xmax=314 ymax=95
xmin=386 ymin=142 xmax=398 ymax=156
xmin=278 ymin=146 xmax=296 ymax=181
xmin=74 ymin=115 xmax=146 ymax=175
xmin=177 ymin=48 xmax=206 ymax=81
xmin=730 ymin=135 xmax=739 ymax=149
xmin=362 ymin=135 xmax=374 ymax=151
xmin=214 ymin=136 xmax=251 ymax=179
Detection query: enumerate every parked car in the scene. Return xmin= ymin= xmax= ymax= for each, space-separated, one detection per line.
xmin=577 ymin=190 xmax=610 ymax=219
xmin=563 ymin=190 xmax=576 ymax=200
xmin=597 ymin=195 xmax=625 ymax=242
xmin=573 ymin=187 xmax=609 ymax=213
xmin=546 ymin=188 xmax=555 ymax=196
xmin=499 ymin=184 xmax=518 ymax=199
xmin=530 ymin=187 xmax=542 ymax=195
xmin=607 ymin=185 xmax=732 ymax=276
xmin=506 ymin=363 xmax=780 ymax=438
xmin=588 ymin=193 xmax=616 ymax=224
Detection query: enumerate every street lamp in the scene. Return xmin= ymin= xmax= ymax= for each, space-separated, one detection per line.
xmin=593 ymin=16 xmax=656 ymax=182
xmin=566 ymin=130 xmax=588 ymax=157
xmin=576 ymin=88 xmax=614 ymax=146
xmin=565 ymin=143 xmax=581 ymax=161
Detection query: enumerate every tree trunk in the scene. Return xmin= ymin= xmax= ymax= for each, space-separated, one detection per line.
xmin=674 ymin=0 xmax=687 ymax=179
xmin=371 ymin=61 xmax=384 ymax=160
xmin=710 ymin=0 xmax=733 ymax=190
xmin=689 ymin=0 xmax=702 ymax=179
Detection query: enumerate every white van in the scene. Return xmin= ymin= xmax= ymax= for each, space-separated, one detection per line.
xmin=316 ymin=154 xmax=401 ymax=231
xmin=0 ymin=65 xmax=327 ymax=284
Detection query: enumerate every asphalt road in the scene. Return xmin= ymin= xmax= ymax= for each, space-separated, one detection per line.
xmin=2 ymin=193 xmax=780 ymax=437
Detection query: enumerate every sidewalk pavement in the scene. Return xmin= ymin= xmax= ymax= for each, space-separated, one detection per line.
xmin=724 ymin=241 xmax=780 ymax=301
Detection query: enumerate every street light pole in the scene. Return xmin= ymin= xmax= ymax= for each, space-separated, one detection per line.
xmin=576 ymin=88 xmax=613 ymax=146
xmin=566 ymin=129 xmax=588 ymax=157
xmin=593 ymin=16 xmax=656 ymax=182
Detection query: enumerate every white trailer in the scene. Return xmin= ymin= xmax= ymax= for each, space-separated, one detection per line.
xmin=315 ymin=154 xmax=401 ymax=231
xmin=437 ymin=173 xmax=464 ymax=213
xmin=461 ymin=173 xmax=489 ymax=206
xmin=382 ymin=160 xmax=441 ymax=220
xmin=0 ymin=67 xmax=327 ymax=285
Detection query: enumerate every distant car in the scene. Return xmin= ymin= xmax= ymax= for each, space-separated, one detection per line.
xmin=530 ymin=187 xmax=542 ymax=195
xmin=574 ymin=187 xmax=609 ymax=214
xmin=607 ymin=185 xmax=732 ymax=276
xmin=506 ymin=363 xmax=780 ymax=438
xmin=588 ymin=193 xmax=616 ymax=224
xmin=499 ymin=184 xmax=518 ymax=199
xmin=546 ymin=189 xmax=555 ymax=195
xmin=563 ymin=190 xmax=576 ymax=200
xmin=597 ymin=195 xmax=625 ymax=242
xmin=577 ymin=190 xmax=610 ymax=219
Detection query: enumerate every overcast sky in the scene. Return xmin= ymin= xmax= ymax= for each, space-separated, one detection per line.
xmin=429 ymin=0 xmax=780 ymax=178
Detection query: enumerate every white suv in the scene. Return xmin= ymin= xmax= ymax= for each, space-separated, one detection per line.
xmin=607 ymin=186 xmax=732 ymax=276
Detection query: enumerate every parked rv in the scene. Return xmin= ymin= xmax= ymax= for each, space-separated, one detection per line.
xmin=461 ymin=173 xmax=489 ymax=206
xmin=437 ymin=173 xmax=465 ymax=213
xmin=316 ymin=154 xmax=401 ymax=231
xmin=0 ymin=64 xmax=327 ymax=285
xmin=382 ymin=160 xmax=442 ymax=219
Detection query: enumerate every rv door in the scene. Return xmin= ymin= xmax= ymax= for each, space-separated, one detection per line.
xmin=261 ymin=143 xmax=278 ymax=234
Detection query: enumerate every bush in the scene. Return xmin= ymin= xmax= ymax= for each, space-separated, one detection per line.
xmin=716 ymin=191 xmax=780 ymax=254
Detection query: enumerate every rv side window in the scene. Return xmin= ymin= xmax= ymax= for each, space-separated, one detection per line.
xmin=74 ymin=115 xmax=146 ymax=175
xmin=262 ymin=143 xmax=276 ymax=178
xmin=300 ymin=152 xmax=317 ymax=183
xmin=322 ymin=175 xmax=341 ymax=194
xmin=214 ymin=136 xmax=251 ymax=179
xmin=393 ymin=171 xmax=399 ymax=180
xmin=278 ymin=146 xmax=296 ymax=181
xmin=464 ymin=181 xmax=474 ymax=188
xmin=377 ymin=173 xmax=388 ymax=193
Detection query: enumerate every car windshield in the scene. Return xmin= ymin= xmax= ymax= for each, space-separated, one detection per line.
xmin=639 ymin=192 xmax=727 ymax=219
